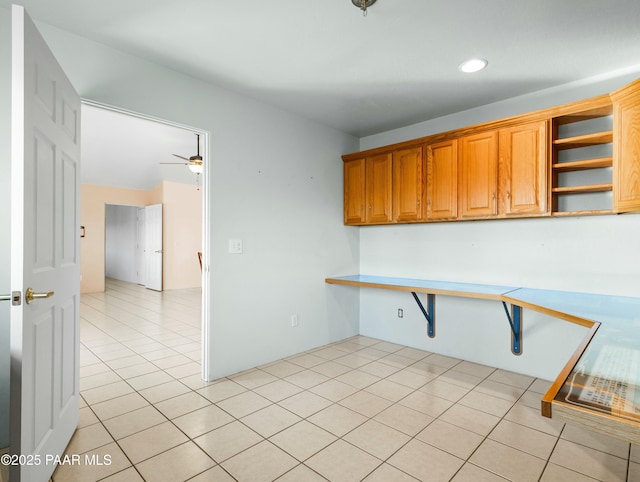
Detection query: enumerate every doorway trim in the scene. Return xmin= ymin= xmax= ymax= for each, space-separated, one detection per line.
xmin=81 ymin=99 xmax=211 ymax=381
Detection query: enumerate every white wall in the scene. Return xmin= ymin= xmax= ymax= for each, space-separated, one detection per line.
xmin=0 ymin=5 xmax=360 ymax=448
xmin=360 ymin=68 xmax=640 ymax=151
xmin=3 ymin=7 xmax=639 ymax=452
xmin=357 ymin=216 xmax=640 ymax=381
xmin=357 ymin=72 xmax=640 ymax=381
xmin=105 ymin=204 xmax=139 ymax=283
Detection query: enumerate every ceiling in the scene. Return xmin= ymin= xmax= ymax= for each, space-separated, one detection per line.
xmin=4 ymin=0 xmax=640 ymax=138
xmin=81 ymin=104 xmax=203 ymax=190
xmin=7 ymin=1 xmax=640 ymax=190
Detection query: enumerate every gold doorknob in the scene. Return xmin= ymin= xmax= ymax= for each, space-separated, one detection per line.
xmin=25 ymin=287 xmax=54 ymax=304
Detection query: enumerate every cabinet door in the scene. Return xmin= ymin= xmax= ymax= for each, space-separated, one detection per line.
xmin=393 ymin=147 xmax=425 ymax=222
xmin=426 ymin=140 xmax=457 ymax=220
xmin=366 ymin=153 xmax=393 ymax=223
xmin=499 ymin=121 xmax=548 ymax=215
xmin=613 ymin=86 xmax=640 ymax=212
xmin=459 ymin=131 xmax=498 ymax=218
xmin=344 ymin=158 xmax=366 ymax=224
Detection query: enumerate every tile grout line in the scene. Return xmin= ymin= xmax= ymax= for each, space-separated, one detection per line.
xmin=71 ymin=283 xmax=631 ymax=482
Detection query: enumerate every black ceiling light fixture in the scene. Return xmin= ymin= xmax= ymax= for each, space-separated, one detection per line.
xmin=352 ymin=0 xmax=376 ymax=16
xmin=161 ymin=133 xmax=203 ymax=174
xmin=160 ymin=132 xmax=205 ymax=190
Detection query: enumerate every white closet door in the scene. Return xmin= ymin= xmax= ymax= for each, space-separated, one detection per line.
xmin=145 ymin=204 xmax=163 ymax=291
xmin=136 ymin=207 xmax=146 ymax=285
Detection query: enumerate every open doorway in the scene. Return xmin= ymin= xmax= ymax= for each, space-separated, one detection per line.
xmin=105 ymin=204 xmax=145 ymax=285
xmin=105 ymin=203 xmax=168 ymax=290
xmin=80 ymin=101 xmax=210 ymax=379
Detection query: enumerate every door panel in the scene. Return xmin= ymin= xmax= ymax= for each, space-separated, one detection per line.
xmin=145 ymin=204 xmax=163 ymax=291
xmin=32 ymin=310 xmax=54 ymax=450
xmin=427 ymin=140 xmax=458 ymax=220
xmin=343 ymin=158 xmax=366 ymax=224
xmin=366 ymin=153 xmax=393 ymax=224
xmin=499 ymin=121 xmax=547 ymax=215
xmin=136 ymin=207 xmax=146 ymax=284
xmin=33 ymin=134 xmax=56 ymax=269
xmin=11 ymin=6 xmax=81 ymax=481
xmin=393 ymin=147 xmax=425 ymax=222
xmin=613 ymin=91 xmax=640 ymax=212
xmin=460 ymin=131 xmax=498 ymax=218
xmin=62 ymin=155 xmax=79 ymax=264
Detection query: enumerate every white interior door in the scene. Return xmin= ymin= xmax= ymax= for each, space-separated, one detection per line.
xmin=145 ymin=204 xmax=163 ymax=291
xmin=136 ymin=207 xmax=146 ymax=285
xmin=10 ymin=5 xmax=81 ymax=482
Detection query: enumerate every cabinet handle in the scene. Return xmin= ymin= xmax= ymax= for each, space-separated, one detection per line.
xmin=506 ymin=191 xmax=511 ymax=199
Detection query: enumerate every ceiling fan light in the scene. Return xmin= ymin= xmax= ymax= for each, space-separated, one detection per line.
xmin=352 ymin=0 xmax=376 ymax=15
xmin=351 ymin=0 xmax=376 ymax=8
xmin=188 ymin=163 xmax=203 ymax=174
xmin=459 ymin=58 xmax=488 ymax=73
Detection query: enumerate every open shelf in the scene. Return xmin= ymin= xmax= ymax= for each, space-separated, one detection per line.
xmin=553 ymin=106 xmax=613 ymax=126
xmin=552 ymin=183 xmax=612 ymax=195
xmin=551 ymin=102 xmax=614 ymax=215
xmin=553 ymin=131 xmax=613 ymax=150
xmin=552 ymin=157 xmax=613 ymax=172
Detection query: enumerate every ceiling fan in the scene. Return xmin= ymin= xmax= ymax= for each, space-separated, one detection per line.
xmin=161 ymin=133 xmax=203 ymax=174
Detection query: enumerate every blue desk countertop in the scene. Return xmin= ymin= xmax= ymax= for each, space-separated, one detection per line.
xmin=326 ymin=274 xmax=518 ymax=299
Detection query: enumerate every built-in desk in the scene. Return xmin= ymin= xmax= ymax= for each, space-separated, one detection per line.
xmin=513 ymin=288 xmax=640 ymax=443
xmin=325 ymin=275 xmax=523 ymax=352
xmin=325 ymin=275 xmax=640 ymax=444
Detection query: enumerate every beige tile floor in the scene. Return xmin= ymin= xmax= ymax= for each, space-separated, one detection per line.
xmin=48 ymin=279 xmax=639 ymax=481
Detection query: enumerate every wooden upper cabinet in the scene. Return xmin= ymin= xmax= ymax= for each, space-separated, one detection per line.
xmin=366 ymin=152 xmax=393 ymax=224
xmin=498 ymin=121 xmax=548 ymax=216
xmin=342 ymin=151 xmax=398 ymax=225
xmin=341 ymin=77 xmax=640 ymax=224
xmin=459 ymin=131 xmax=498 ymax=218
xmin=344 ymin=158 xmax=366 ymax=224
xmin=426 ymin=140 xmax=457 ymax=220
xmin=611 ymin=79 xmax=640 ymax=213
xmin=393 ymin=147 xmax=426 ymax=222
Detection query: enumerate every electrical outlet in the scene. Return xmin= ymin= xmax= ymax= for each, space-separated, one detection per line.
xmin=398 ymin=308 xmax=403 ymax=318
xmin=291 ymin=314 xmax=299 ymax=327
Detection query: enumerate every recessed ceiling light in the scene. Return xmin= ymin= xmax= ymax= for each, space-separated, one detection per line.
xmin=459 ymin=58 xmax=488 ymax=73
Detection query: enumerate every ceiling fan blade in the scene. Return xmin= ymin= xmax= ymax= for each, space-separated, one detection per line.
xmin=160 ymin=162 xmax=188 ymax=165
xmin=172 ymin=154 xmax=190 ymax=161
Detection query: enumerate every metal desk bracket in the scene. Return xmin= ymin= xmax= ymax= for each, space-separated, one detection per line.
xmin=411 ymin=292 xmax=436 ymax=338
xmin=502 ymin=302 xmax=523 ymax=355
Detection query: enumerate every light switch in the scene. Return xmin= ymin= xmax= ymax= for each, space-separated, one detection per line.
xmin=229 ymin=239 xmax=243 ymax=254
